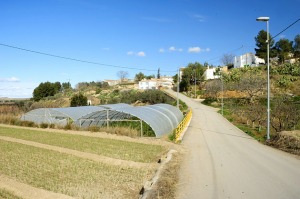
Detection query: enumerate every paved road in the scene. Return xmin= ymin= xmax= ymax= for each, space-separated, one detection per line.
xmin=168 ymin=90 xmax=300 ymax=199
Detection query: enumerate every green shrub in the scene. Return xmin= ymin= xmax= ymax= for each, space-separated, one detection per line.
xmin=40 ymin=123 xmax=49 ymax=128
xmin=63 ymin=123 xmax=72 ymax=130
xmin=20 ymin=121 xmax=36 ymax=127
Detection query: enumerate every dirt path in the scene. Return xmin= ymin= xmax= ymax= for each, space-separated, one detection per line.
xmin=0 ymin=135 xmax=154 ymax=169
xmin=0 ymin=174 xmax=74 ymax=199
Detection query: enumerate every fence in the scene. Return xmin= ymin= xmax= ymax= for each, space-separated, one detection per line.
xmin=174 ymin=109 xmax=192 ymax=143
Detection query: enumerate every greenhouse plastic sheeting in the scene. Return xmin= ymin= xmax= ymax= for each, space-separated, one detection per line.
xmin=20 ymin=103 xmax=183 ymax=137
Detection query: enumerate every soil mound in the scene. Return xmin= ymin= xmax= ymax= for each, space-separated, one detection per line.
xmin=268 ymin=131 xmax=300 ymax=156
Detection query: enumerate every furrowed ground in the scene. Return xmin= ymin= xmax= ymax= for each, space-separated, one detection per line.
xmin=0 ymin=125 xmax=172 ymax=199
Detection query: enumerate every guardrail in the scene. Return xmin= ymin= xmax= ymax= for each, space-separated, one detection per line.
xmin=174 ymin=109 xmax=192 ymax=143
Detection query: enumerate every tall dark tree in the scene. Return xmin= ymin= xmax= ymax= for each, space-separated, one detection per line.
xmin=157 ymin=68 xmax=161 ymax=79
xmin=53 ymin=82 xmax=62 ymax=93
xmin=33 ymin=81 xmax=59 ymax=101
xmin=62 ymin=82 xmax=72 ymax=90
xmin=294 ymin=34 xmax=300 ymax=58
xmin=255 ymin=30 xmax=276 ymax=61
xmin=70 ymin=93 xmax=87 ymax=107
xmin=275 ymin=38 xmax=293 ymax=63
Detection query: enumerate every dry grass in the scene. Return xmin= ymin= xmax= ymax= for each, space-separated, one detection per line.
xmin=0 ymin=126 xmax=166 ymax=163
xmin=0 ymin=188 xmax=23 ymax=199
xmin=88 ymin=126 xmax=140 ymax=137
xmin=0 ymin=140 xmax=154 ymax=199
xmin=267 ymin=130 xmax=300 ymax=156
xmin=146 ymin=152 xmax=182 ymax=199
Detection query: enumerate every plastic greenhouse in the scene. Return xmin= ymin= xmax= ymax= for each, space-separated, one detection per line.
xmin=20 ymin=103 xmax=183 ymax=137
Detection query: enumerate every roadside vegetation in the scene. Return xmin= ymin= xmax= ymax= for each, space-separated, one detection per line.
xmin=0 ymin=189 xmax=23 ymax=199
xmin=202 ymin=64 xmax=300 ymax=139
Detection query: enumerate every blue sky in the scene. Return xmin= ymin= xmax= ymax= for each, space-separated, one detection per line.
xmin=1 ymin=0 xmax=299 ymax=98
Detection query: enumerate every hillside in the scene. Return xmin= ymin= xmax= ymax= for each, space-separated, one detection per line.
xmin=201 ymin=63 xmax=300 ymax=144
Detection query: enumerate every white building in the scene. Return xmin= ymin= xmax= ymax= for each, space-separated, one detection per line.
xmin=203 ymin=68 xmax=219 ymax=80
xmin=103 ymin=80 xmax=119 ymax=86
xmin=138 ymin=79 xmax=158 ymax=90
xmin=138 ymin=77 xmax=174 ymax=90
xmin=234 ymin=53 xmax=265 ymax=68
xmin=203 ymin=66 xmax=227 ymax=80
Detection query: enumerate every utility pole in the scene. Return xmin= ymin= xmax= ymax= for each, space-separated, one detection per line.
xmin=177 ymin=68 xmax=179 ymax=109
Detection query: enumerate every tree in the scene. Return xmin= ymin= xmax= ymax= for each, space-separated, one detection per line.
xmin=53 ymin=82 xmax=62 ymax=93
xmin=70 ymin=93 xmax=87 ymax=107
xmin=33 ymin=81 xmax=60 ymax=101
xmin=271 ymin=95 xmax=300 ymax=132
xmin=173 ymin=74 xmax=178 ymax=84
xmin=180 ymin=62 xmax=206 ymax=88
xmin=145 ymin=74 xmax=155 ymax=79
xmin=117 ymin=71 xmax=129 ymax=82
xmin=134 ymin=72 xmax=145 ymax=82
xmin=204 ymin=79 xmax=222 ymax=100
xmin=255 ymin=30 xmax=275 ymax=61
xmin=157 ymin=68 xmax=161 ymax=79
xmin=294 ymin=34 xmax=300 ymax=58
xmin=275 ymin=38 xmax=293 ymax=63
xmin=62 ymin=82 xmax=71 ymax=90
xmin=221 ymin=53 xmax=235 ymax=67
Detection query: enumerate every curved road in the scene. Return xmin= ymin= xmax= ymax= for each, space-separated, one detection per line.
xmin=168 ymin=90 xmax=300 ymax=199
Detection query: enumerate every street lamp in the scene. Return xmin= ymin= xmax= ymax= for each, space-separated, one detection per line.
xmin=256 ymin=16 xmax=270 ymax=140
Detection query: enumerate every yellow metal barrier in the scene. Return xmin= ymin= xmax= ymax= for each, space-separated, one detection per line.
xmin=174 ymin=109 xmax=192 ymax=143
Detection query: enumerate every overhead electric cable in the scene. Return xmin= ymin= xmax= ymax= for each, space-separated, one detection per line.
xmin=271 ymin=17 xmax=300 ymax=39
xmin=0 ymin=43 xmax=177 ymax=72
xmin=205 ymin=45 xmax=244 ymax=63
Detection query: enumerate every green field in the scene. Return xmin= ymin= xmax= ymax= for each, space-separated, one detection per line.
xmin=0 ymin=126 xmax=166 ymax=163
xmin=0 ymin=126 xmax=168 ymax=198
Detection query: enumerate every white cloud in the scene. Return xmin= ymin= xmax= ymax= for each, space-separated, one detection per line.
xmin=127 ymin=51 xmax=146 ymax=57
xmin=169 ymin=46 xmax=176 ymax=51
xmin=188 ymin=47 xmax=210 ymax=53
xmin=0 ymin=77 xmax=20 ymax=82
xmin=188 ymin=47 xmax=201 ymax=53
xmin=159 ymin=48 xmax=165 ymax=53
xmin=137 ymin=51 xmax=146 ymax=57
xmin=167 ymin=46 xmax=183 ymax=52
xmin=127 ymin=51 xmax=134 ymax=55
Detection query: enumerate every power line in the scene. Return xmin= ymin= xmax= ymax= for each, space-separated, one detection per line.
xmin=0 ymin=43 xmax=177 ymax=73
xmin=272 ymin=17 xmax=300 ymax=40
xmin=205 ymin=45 xmax=245 ymax=63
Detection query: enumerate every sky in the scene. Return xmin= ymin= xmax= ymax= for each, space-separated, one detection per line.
xmin=1 ymin=0 xmax=299 ymax=98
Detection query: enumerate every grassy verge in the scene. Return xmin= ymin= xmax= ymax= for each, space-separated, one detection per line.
xmin=0 ymin=140 xmax=153 ymax=199
xmin=217 ymin=108 xmax=267 ymax=142
xmin=146 ymin=152 xmax=182 ymax=199
xmin=0 ymin=126 xmax=165 ymax=163
xmin=0 ymin=189 xmax=23 ymax=199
